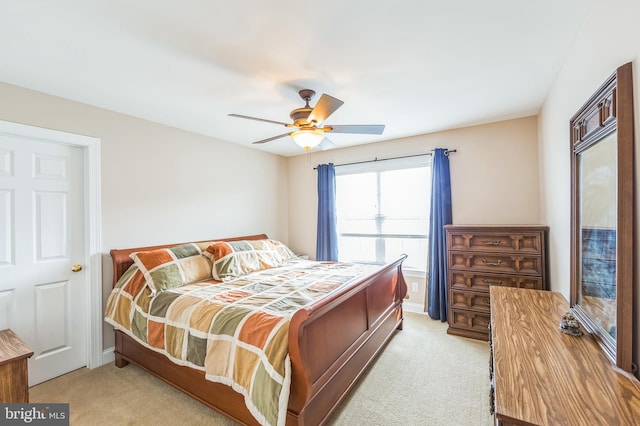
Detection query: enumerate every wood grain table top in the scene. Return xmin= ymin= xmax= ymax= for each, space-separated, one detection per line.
xmin=0 ymin=329 xmax=33 ymax=365
xmin=490 ymin=286 xmax=640 ymax=426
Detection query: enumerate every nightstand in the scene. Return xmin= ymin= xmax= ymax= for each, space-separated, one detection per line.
xmin=0 ymin=329 xmax=34 ymax=403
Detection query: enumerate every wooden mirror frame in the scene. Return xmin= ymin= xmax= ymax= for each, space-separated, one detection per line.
xmin=570 ymin=62 xmax=634 ymax=373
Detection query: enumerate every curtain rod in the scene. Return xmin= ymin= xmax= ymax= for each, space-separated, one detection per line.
xmin=313 ymin=149 xmax=456 ymax=170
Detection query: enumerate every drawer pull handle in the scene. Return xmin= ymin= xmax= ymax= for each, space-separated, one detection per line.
xmin=482 ymin=240 xmax=501 ymax=246
xmin=483 ymin=279 xmax=503 ymax=285
xmin=483 ymin=298 xmax=490 ymax=304
xmin=481 ymin=259 xmax=502 ymax=266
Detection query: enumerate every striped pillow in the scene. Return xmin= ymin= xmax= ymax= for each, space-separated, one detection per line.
xmin=130 ymin=243 xmax=212 ymax=293
xmin=203 ymin=239 xmax=286 ymax=280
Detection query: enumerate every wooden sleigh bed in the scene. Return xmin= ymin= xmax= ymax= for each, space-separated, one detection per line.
xmin=108 ymin=234 xmax=407 ymax=425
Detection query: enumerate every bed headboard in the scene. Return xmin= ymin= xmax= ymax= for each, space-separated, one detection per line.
xmin=109 ymin=233 xmax=269 ymax=287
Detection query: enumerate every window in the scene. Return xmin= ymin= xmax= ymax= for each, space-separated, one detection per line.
xmin=335 ymin=156 xmax=431 ymax=272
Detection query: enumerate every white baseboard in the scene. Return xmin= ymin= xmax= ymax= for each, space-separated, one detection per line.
xmin=102 ymin=347 xmax=115 ymax=365
xmin=403 ymin=302 xmax=427 ymax=314
xmin=402 ymin=270 xmax=427 ymax=278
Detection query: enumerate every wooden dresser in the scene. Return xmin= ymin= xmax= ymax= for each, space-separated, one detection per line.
xmin=445 ymin=225 xmax=547 ymax=340
xmin=490 ymin=286 xmax=640 ymax=425
xmin=0 ymin=329 xmax=33 ymax=403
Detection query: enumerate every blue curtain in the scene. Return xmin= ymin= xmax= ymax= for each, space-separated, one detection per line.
xmin=427 ymin=149 xmax=452 ymax=321
xmin=316 ymin=163 xmax=338 ymax=261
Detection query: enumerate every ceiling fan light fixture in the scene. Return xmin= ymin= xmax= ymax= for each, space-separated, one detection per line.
xmin=291 ymin=129 xmax=324 ymax=151
xmin=230 ymin=89 xmax=384 ymax=150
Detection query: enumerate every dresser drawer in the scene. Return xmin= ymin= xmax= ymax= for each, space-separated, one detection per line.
xmin=447 ymin=231 xmax=543 ymax=254
xmin=449 ymin=271 xmax=544 ymax=292
xmin=448 ymin=308 xmax=491 ymax=335
xmin=450 ymin=289 xmax=491 ymax=313
xmin=449 ymin=253 xmax=542 ymax=275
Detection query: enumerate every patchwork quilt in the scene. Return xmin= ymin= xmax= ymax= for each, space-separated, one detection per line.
xmin=104 ymin=258 xmax=379 ymax=426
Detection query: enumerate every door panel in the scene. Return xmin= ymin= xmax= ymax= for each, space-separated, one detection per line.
xmin=0 ymin=134 xmax=86 ymax=385
xmin=34 ymin=281 xmax=66 ymax=350
xmin=0 ymin=189 xmax=12 ymax=265
xmin=0 ymin=288 xmax=14 ymax=330
xmin=35 ymin=191 xmax=68 ymax=260
xmin=0 ymin=149 xmax=11 ymax=175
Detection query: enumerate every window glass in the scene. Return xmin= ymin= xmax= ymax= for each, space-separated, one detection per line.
xmin=336 ymin=172 xmax=378 ymax=234
xmin=335 ymin=157 xmax=431 ymax=272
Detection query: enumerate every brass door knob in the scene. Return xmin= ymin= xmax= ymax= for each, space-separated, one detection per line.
xmin=71 ymin=264 xmax=83 ymax=272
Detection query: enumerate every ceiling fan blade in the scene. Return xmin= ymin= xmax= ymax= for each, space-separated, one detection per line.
xmin=252 ymin=133 xmax=291 ymax=144
xmin=327 ymin=124 xmax=385 ymax=134
xmin=229 ymin=114 xmax=290 ymax=127
xmin=307 ymin=94 xmax=344 ymax=124
xmin=318 ymin=137 xmax=336 ymax=151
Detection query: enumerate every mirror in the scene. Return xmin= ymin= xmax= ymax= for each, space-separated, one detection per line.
xmin=570 ymin=62 xmax=634 ymax=374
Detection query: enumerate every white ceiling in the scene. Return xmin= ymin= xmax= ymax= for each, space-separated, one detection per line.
xmin=0 ymin=0 xmax=592 ymax=156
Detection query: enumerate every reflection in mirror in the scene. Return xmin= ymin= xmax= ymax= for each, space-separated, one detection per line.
xmin=578 ymin=133 xmax=617 ymax=341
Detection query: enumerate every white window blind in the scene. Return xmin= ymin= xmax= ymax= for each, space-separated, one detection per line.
xmin=335 ymin=155 xmax=431 ymax=272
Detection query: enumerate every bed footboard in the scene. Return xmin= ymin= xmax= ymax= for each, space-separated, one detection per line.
xmin=287 ymin=256 xmax=407 ymax=425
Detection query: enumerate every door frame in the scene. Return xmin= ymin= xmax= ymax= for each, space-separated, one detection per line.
xmin=0 ymin=119 xmax=102 ymax=369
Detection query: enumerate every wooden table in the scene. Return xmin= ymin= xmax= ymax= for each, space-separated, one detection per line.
xmin=490 ymin=286 xmax=640 ymax=425
xmin=0 ymin=329 xmax=34 ymax=403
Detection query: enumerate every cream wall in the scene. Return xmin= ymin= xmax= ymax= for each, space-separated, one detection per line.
xmin=539 ymin=0 xmax=640 ymax=373
xmin=0 ymin=82 xmax=289 ymax=349
xmin=287 ymin=116 xmax=542 ymax=309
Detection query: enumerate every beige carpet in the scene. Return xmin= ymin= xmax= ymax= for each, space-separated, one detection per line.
xmin=30 ymin=312 xmax=492 ymax=426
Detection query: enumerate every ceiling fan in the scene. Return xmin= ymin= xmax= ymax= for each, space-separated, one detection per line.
xmin=229 ymin=89 xmax=385 ymax=151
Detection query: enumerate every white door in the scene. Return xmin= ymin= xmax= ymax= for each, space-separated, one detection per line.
xmin=0 ymin=134 xmax=87 ymax=385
